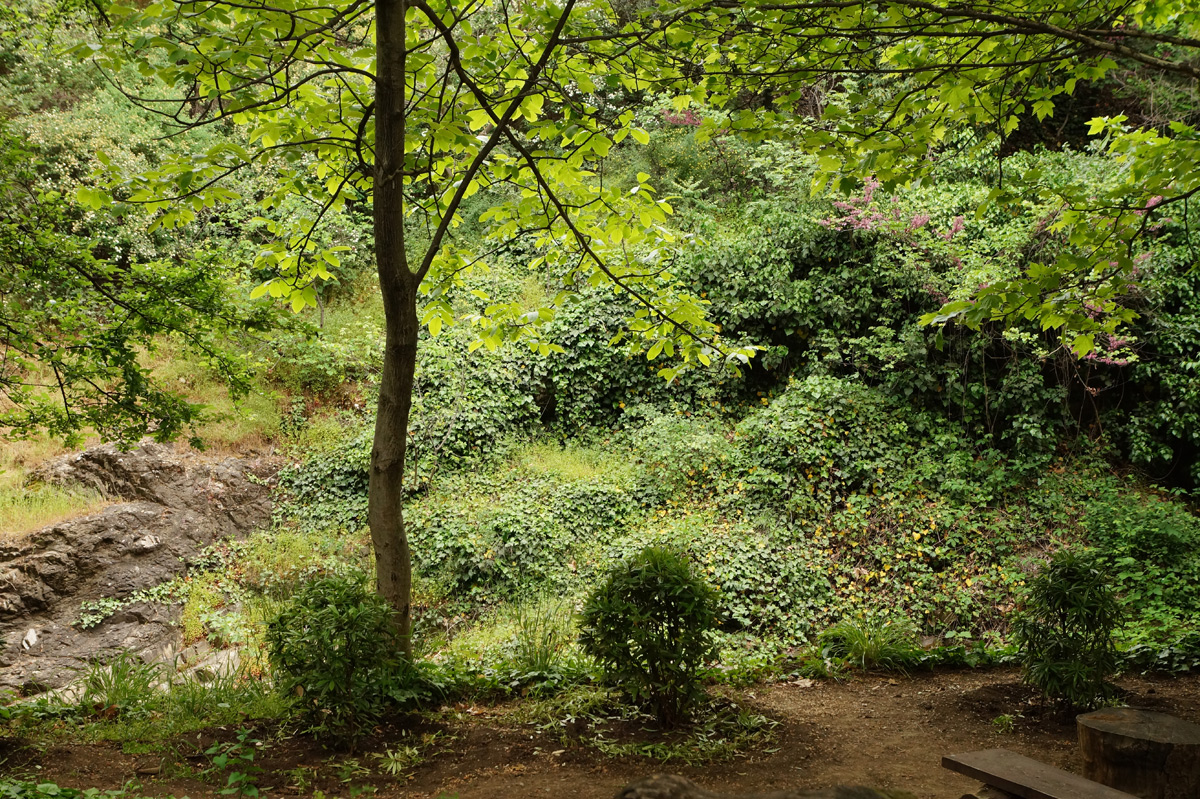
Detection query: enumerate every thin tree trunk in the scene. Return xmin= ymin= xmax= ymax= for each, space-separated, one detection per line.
xmin=371 ymin=0 xmax=415 ymax=655
xmin=368 ymin=300 xmax=417 ymax=654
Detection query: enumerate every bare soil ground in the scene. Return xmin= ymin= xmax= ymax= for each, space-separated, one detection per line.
xmin=7 ymin=667 xmax=1200 ymax=798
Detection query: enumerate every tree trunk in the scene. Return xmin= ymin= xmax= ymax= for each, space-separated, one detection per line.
xmin=371 ymin=0 xmax=416 ymax=655
xmin=368 ymin=298 xmax=418 ymax=653
xmin=1078 ymin=707 xmax=1200 ymax=799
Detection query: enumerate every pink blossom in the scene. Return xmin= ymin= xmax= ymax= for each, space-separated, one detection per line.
xmin=907 ymin=213 xmax=930 ymax=232
xmin=941 ymin=216 xmax=965 ymax=241
xmin=662 ymin=109 xmax=702 ymax=127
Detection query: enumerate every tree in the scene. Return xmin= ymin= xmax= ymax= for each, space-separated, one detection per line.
xmin=0 ymin=126 xmax=266 ymax=446
xmin=76 ymin=0 xmax=1198 ymax=650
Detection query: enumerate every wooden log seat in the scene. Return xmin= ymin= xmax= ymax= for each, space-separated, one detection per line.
xmin=1077 ymin=707 xmax=1200 ymax=799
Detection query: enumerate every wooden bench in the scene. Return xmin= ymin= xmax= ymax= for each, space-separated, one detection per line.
xmin=942 ymin=749 xmax=1139 ymax=799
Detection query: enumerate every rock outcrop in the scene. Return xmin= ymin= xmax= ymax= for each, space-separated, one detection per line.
xmin=0 ymin=444 xmax=276 ymax=694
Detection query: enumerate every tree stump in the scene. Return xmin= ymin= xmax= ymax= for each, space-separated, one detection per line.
xmin=1077 ymin=707 xmax=1200 ymax=799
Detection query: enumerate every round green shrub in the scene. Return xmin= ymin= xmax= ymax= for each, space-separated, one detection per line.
xmin=578 ymin=546 xmax=718 ymax=726
xmin=265 ymin=575 xmax=422 ymax=741
xmin=1013 ymin=550 xmax=1120 ymax=709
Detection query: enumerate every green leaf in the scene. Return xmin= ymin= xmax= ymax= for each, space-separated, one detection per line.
xmin=76 ymin=187 xmax=109 ymax=210
xmin=1071 ymin=333 xmax=1095 ymax=356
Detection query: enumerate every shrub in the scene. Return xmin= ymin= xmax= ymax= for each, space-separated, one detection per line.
xmin=1013 ymin=550 xmax=1120 ymax=709
xmin=265 ymin=575 xmax=424 ymax=742
xmin=578 ymin=547 xmax=718 ymax=726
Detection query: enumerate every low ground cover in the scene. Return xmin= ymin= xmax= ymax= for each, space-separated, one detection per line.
xmin=5 ymin=669 xmax=1200 ymax=798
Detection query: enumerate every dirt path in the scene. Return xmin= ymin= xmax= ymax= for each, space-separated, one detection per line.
xmin=12 ymin=667 xmax=1200 ymax=798
xmin=427 ymin=669 xmax=1083 ymax=799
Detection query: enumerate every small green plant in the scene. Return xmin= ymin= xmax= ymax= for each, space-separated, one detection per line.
xmin=75 ymin=580 xmax=188 ymax=630
xmin=588 ymin=699 xmax=778 ymax=764
xmin=792 ymin=645 xmax=846 ymax=680
xmin=992 ymin=714 xmax=1016 ymax=734
xmin=1013 ymin=550 xmax=1120 ymax=709
xmin=578 ymin=546 xmax=718 ymax=726
xmin=510 ymin=593 xmax=575 ymax=675
xmin=374 ymin=744 xmax=421 ymax=776
xmin=265 ymin=574 xmax=426 ymax=743
xmin=281 ymin=767 xmax=315 ymax=794
xmin=205 ymin=728 xmax=263 ymax=797
xmin=818 ymin=616 xmax=921 ymax=673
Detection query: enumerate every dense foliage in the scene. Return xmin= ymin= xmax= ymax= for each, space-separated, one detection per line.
xmin=250 ymin=121 xmax=1200 ymax=669
xmin=0 ymin=128 xmax=271 ymax=444
xmin=265 ymin=576 xmax=428 ymax=742
xmin=1 ymin=0 xmax=1199 ymax=756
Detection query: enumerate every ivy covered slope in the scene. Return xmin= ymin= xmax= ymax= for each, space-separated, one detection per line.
xmin=276 ymin=111 xmax=1200 ymax=657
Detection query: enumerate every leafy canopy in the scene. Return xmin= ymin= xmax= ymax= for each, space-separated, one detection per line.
xmin=76 ymin=0 xmax=1199 ymax=371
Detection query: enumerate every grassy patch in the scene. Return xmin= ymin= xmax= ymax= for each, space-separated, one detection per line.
xmin=0 ymin=481 xmax=110 ymax=539
xmin=13 ymin=660 xmax=286 ymax=747
xmin=519 ymin=687 xmax=777 ymax=765
xmin=514 ymin=441 xmax=633 ymax=483
xmin=0 ymin=436 xmax=109 ymax=538
xmin=145 ymin=337 xmax=284 ymax=453
xmin=180 ymin=574 xmax=229 ymax=645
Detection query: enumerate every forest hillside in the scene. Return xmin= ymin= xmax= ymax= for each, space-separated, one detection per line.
xmin=1 ymin=1 xmax=1199 ymax=795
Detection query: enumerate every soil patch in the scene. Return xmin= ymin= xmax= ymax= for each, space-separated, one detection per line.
xmin=9 ymin=668 xmax=1200 ymax=798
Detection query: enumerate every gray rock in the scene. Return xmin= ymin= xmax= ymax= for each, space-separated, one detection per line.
xmin=0 ymin=443 xmax=276 ymax=694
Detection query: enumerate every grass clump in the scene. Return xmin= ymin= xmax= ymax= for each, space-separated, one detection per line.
xmin=509 ymin=593 xmax=576 ymax=676
xmin=818 ymin=616 xmax=922 ymax=673
xmin=77 ymin=651 xmax=163 ymax=718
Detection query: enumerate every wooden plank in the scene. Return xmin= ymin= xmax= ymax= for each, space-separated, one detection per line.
xmin=941 ymin=749 xmax=1140 ymax=799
